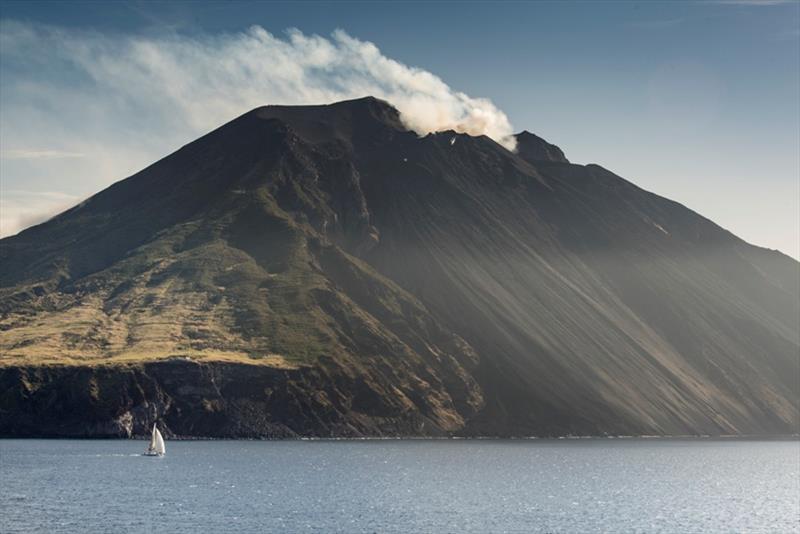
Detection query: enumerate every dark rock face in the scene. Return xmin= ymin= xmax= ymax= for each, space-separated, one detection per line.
xmin=514 ymin=130 xmax=569 ymax=163
xmin=0 ymin=359 xmax=478 ymax=438
xmin=1 ymin=97 xmax=798 ymax=437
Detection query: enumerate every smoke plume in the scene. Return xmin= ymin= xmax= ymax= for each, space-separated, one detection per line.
xmin=0 ymin=23 xmax=516 ymax=236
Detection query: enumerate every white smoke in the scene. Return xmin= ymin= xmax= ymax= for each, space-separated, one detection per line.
xmin=0 ymin=23 xmax=516 ymax=236
xmin=2 ymin=23 xmax=516 ymax=148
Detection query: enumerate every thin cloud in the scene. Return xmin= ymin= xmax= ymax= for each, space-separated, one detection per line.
xmin=711 ymin=0 xmax=795 ymax=5
xmin=1 ymin=149 xmax=85 ymax=160
xmin=775 ymin=27 xmax=800 ymax=40
xmin=0 ymin=190 xmax=81 ymax=237
xmin=628 ymin=18 xmax=685 ymax=29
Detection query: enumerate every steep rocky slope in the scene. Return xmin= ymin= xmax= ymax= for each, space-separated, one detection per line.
xmin=1 ymin=97 xmax=797 ymax=437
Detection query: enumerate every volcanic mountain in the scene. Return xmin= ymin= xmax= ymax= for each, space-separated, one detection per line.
xmin=1 ymin=97 xmax=797 ymax=438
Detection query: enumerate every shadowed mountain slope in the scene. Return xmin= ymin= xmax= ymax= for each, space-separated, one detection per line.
xmin=1 ymin=97 xmax=797 ymax=437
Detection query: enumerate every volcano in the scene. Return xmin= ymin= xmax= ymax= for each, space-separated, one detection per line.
xmin=1 ymin=97 xmax=797 ymax=438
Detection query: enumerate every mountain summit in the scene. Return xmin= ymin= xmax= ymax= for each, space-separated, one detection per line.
xmin=1 ymin=97 xmax=797 ymax=438
xmin=514 ymin=130 xmax=569 ymax=163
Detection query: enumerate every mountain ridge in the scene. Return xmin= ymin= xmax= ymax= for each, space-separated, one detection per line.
xmin=1 ymin=97 xmax=797 ymax=438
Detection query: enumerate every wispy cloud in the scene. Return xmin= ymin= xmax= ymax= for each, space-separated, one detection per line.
xmin=711 ymin=0 xmax=795 ymax=6
xmin=0 ymin=190 xmax=81 ymax=237
xmin=628 ymin=18 xmax=685 ymax=30
xmin=775 ymin=27 xmax=800 ymax=40
xmin=1 ymin=149 xmax=85 ymax=160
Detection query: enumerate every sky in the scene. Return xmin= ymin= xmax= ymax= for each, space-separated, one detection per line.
xmin=1 ymin=1 xmax=798 ymax=258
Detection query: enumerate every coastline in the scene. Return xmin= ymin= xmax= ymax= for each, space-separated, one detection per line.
xmin=2 ymin=434 xmax=798 ymax=441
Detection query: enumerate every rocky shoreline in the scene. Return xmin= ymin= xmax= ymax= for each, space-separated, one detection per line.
xmin=0 ymin=358 xmax=478 ymax=439
xmin=3 ymin=358 xmax=798 ymax=439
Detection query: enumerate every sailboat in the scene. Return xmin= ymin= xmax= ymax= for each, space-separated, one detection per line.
xmin=144 ymin=423 xmax=166 ymax=457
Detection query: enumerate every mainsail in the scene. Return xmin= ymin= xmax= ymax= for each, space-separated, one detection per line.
xmin=145 ymin=423 xmax=166 ymax=456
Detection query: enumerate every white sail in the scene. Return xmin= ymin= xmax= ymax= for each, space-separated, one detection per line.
xmin=153 ymin=427 xmax=166 ymax=455
xmin=145 ymin=423 xmax=166 ymax=456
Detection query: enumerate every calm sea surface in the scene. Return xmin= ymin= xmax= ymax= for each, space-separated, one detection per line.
xmin=1 ymin=439 xmax=798 ymax=533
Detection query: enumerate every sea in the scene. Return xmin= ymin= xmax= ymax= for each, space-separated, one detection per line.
xmin=1 ymin=438 xmax=798 ymax=533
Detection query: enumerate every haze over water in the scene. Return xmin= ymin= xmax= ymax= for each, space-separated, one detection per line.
xmin=2 ymin=439 xmax=798 ymax=533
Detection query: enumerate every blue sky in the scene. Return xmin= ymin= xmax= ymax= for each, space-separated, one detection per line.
xmin=1 ymin=1 xmax=798 ymax=257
